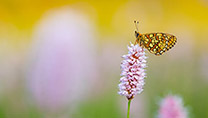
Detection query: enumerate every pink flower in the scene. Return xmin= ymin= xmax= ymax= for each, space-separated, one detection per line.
xmin=27 ymin=7 xmax=97 ymax=112
xmin=118 ymin=43 xmax=147 ymax=100
xmin=158 ymin=95 xmax=188 ymax=118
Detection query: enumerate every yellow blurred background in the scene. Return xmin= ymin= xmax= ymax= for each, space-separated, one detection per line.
xmin=0 ymin=0 xmax=208 ymax=118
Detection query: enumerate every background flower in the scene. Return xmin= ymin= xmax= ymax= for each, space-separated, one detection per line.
xmin=158 ymin=95 xmax=188 ymax=118
xmin=27 ymin=7 xmax=97 ymax=114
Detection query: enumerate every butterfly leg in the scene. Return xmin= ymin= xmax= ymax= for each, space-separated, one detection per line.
xmin=134 ymin=40 xmax=137 ymax=45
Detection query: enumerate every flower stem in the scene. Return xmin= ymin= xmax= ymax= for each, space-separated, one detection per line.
xmin=127 ymin=100 xmax=131 ymax=118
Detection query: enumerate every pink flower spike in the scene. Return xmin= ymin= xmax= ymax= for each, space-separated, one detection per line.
xmin=158 ymin=95 xmax=188 ymax=118
xmin=27 ymin=8 xmax=97 ymax=113
xmin=118 ymin=42 xmax=147 ymax=100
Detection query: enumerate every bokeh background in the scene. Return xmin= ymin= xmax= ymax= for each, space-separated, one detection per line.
xmin=0 ymin=0 xmax=208 ymax=118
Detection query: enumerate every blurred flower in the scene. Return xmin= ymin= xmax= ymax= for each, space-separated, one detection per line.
xmin=118 ymin=43 xmax=147 ymax=100
xmin=158 ymin=95 xmax=188 ymax=118
xmin=27 ymin=7 xmax=97 ymax=112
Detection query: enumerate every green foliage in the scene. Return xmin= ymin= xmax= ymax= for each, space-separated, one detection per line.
xmin=74 ymin=94 xmax=123 ymax=118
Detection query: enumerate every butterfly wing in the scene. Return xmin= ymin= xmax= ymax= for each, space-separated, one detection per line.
xmin=142 ymin=33 xmax=177 ymax=55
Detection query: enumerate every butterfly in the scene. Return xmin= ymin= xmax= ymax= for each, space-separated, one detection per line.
xmin=134 ymin=21 xmax=177 ymax=56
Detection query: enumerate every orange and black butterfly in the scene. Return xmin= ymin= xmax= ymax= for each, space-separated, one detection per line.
xmin=134 ymin=21 xmax=177 ymax=56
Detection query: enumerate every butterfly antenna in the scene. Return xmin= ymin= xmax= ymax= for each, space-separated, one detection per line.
xmin=134 ymin=20 xmax=139 ymax=32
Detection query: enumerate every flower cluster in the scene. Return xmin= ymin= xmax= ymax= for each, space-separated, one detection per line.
xmin=118 ymin=43 xmax=147 ymax=100
xmin=29 ymin=8 xmax=97 ymax=112
xmin=158 ymin=95 xmax=188 ymax=118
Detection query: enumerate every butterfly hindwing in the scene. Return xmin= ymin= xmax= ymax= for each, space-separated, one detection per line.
xmin=142 ymin=33 xmax=177 ymax=55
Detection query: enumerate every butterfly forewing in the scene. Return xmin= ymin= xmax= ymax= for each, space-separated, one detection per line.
xmin=142 ymin=33 xmax=177 ymax=55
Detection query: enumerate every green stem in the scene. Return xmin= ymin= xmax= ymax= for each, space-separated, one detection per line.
xmin=127 ymin=100 xmax=131 ymax=118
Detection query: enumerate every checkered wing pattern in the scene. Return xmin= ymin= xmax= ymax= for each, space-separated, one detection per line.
xmin=142 ymin=33 xmax=177 ymax=56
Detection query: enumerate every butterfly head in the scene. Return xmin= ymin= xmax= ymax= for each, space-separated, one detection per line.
xmin=135 ymin=31 xmax=141 ymax=38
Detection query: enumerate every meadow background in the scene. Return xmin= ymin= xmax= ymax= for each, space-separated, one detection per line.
xmin=0 ymin=0 xmax=208 ymax=118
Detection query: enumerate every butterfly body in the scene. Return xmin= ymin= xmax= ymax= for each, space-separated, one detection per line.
xmin=135 ymin=31 xmax=177 ymax=56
